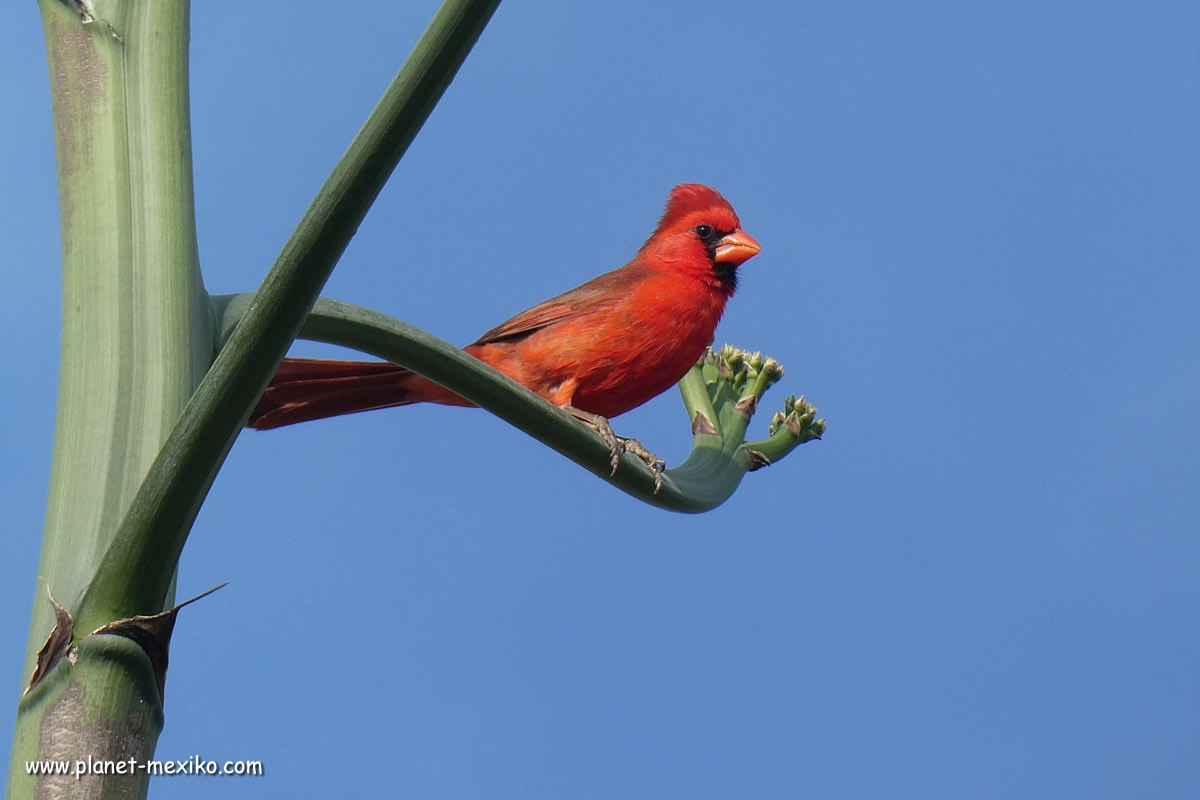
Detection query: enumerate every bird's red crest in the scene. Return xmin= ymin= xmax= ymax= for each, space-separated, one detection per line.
xmin=652 ymin=184 xmax=740 ymax=236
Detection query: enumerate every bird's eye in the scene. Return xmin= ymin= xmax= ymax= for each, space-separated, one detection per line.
xmin=695 ymin=224 xmax=715 ymax=240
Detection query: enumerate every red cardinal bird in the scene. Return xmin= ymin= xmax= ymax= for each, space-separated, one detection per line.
xmin=248 ymin=184 xmax=760 ymax=459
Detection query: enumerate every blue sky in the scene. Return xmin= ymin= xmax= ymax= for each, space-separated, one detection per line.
xmin=3 ymin=1 xmax=1199 ymax=797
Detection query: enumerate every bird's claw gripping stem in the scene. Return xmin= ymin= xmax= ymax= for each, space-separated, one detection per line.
xmin=618 ymin=436 xmax=666 ymax=494
xmin=564 ymin=406 xmax=666 ymax=494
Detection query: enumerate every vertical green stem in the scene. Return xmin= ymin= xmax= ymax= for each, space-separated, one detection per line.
xmin=27 ymin=0 xmax=206 ymax=681
xmin=10 ymin=1 xmax=204 ymax=798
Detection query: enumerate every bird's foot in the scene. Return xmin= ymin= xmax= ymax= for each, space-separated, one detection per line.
xmin=564 ymin=406 xmax=666 ymax=493
xmin=618 ymin=436 xmax=667 ymax=494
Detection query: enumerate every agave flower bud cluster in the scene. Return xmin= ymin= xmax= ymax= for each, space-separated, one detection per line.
xmin=686 ymin=345 xmax=825 ymax=472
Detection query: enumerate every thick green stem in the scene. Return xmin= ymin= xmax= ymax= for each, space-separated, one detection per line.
xmin=26 ymin=0 xmax=206 ymax=677
xmin=11 ymin=1 xmax=203 ymax=797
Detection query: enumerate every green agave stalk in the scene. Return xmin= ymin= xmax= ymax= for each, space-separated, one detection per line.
xmin=10 ymin=2 xmax=206 ymax=796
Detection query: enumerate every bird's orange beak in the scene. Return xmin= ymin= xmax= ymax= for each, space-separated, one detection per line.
xmin=714 ymin=229 xmax=762 ymax=266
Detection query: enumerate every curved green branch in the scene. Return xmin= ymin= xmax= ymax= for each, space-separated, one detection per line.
xmin=212 ymin=294 xmax=825 ymax=514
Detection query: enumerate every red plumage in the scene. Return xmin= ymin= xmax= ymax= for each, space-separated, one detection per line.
xmin=248 ymin=184 xmax=760 ymax=430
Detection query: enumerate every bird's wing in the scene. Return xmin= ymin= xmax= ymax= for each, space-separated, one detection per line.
xmin=470 ymin=267 xmax=638 ymax=346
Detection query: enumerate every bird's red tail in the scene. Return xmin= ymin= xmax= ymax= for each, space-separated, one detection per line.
xmin=247 ymin=357 xmax=470 ymax=430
